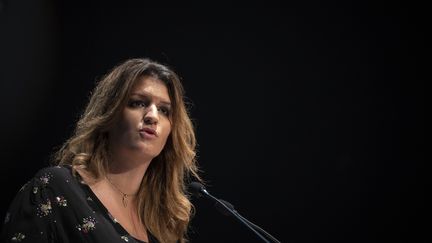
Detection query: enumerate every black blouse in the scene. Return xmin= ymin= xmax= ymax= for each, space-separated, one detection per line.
xmin=1 ymin=166 xmax=159 ymax=243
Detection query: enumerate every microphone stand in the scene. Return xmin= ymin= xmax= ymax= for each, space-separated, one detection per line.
xmin=217 ymin=199 xmax=281 ymax=243
xmin=198 ymin=186 xmax=280 ymax=243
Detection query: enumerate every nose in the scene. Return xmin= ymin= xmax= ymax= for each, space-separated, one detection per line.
xmin=143 ymin=104 xmax=158 ymax=125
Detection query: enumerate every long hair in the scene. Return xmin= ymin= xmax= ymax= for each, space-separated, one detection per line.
xmin=54 ymin=58 xmax=201 ymax=243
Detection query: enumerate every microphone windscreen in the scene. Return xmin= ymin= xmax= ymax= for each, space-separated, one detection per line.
xmin=189 ymin=182 xmax=204 ymax=196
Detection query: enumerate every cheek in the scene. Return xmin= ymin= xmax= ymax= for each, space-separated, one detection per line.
xmin=160 ymin=123 xmax=172 ymax=144
xmin=112 ymin=111 xmax=140 ymax=138
xmin=110 ymin=120 xmax=129 ymax=141
xmin=118 ymin=117 xmax=133 ymax=132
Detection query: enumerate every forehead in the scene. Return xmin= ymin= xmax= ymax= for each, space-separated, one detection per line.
xmin=131 ymin=76 xmax=171 ymax=102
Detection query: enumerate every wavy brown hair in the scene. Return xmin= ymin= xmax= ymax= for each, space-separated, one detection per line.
xmin=54 ymin=58 xmax=201 ymax=243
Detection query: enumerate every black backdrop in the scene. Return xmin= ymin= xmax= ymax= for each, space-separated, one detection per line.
xmin=0 ymin=1 xmax=427 ymax=242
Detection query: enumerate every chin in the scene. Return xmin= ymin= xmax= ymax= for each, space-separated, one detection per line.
xmin=138 ymin=146 xmax=162 ymax=159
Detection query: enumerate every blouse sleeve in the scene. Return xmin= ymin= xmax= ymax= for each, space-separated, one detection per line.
xmin=1 ymin=169 xmax=59 ymax=243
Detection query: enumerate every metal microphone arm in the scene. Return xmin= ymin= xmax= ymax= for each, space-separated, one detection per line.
xmin=199 ymin=187 xmax=272 ymax=243
xmin=217 ymin=199 xmax=281 ymax=243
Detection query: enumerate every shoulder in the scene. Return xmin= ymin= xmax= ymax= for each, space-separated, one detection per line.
xmin=2 ymin=166 xmax=77 ymax=242
xmin=32 ymin=165 xmax=76 ymax=190
xmin=35 ymin=165 xmax=73 ymax=180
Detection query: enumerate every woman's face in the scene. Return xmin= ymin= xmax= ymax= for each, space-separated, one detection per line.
xmin=109 ymin=76 xmax=172 ymax=161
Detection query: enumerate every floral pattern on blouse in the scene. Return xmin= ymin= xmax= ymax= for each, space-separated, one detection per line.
xmin=1 ymin=166 xmax=159 ymax=243
xmin=36 ymin=199 xmax=52 ymax=217
xmin=76 ymin=216 xmax=97 ymax=233
xmin=55 ymin=196 xmax=68 ymax=207
xmin=38 ymin=173 xmax=53 ymax=186
xmin=11 ymin=233 xmax=25 ymax=242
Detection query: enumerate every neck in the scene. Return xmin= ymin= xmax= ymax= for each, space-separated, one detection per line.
xmin=107 ymin=150 xmax=153 ymax=197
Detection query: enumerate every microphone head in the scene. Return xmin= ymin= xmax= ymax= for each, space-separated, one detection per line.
xmin=189 ymin=182 xmax=205 ymax=196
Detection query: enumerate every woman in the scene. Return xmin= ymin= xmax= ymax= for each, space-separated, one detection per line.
xmin=1 ymin=58 xmax=201 ymax=243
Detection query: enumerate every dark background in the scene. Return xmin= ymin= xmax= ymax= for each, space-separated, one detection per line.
xmin=0 ymin=1 xmax=427 ymax=242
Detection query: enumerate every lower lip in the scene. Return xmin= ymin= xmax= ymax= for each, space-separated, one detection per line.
xmin=139 ymin=131 xmax=157 ymax=139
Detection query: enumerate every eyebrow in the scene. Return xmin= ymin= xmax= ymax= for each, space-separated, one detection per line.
xmin=130 ymin=92 xmax=172 ymax=106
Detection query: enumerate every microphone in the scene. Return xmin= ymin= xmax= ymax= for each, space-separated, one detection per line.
xmin=189 ymin=182 xmax=235 ymax=217
xmin=189 ymin=182 xmax=208 ymax=196
xmin=189 ymin=182 xmax=281 ymax=243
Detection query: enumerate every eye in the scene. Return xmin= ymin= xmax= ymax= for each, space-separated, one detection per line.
xmin=128 ymin=100 xmax=147 ymax=108
xmin=158 ymin=106 xmax=171 ymax=116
